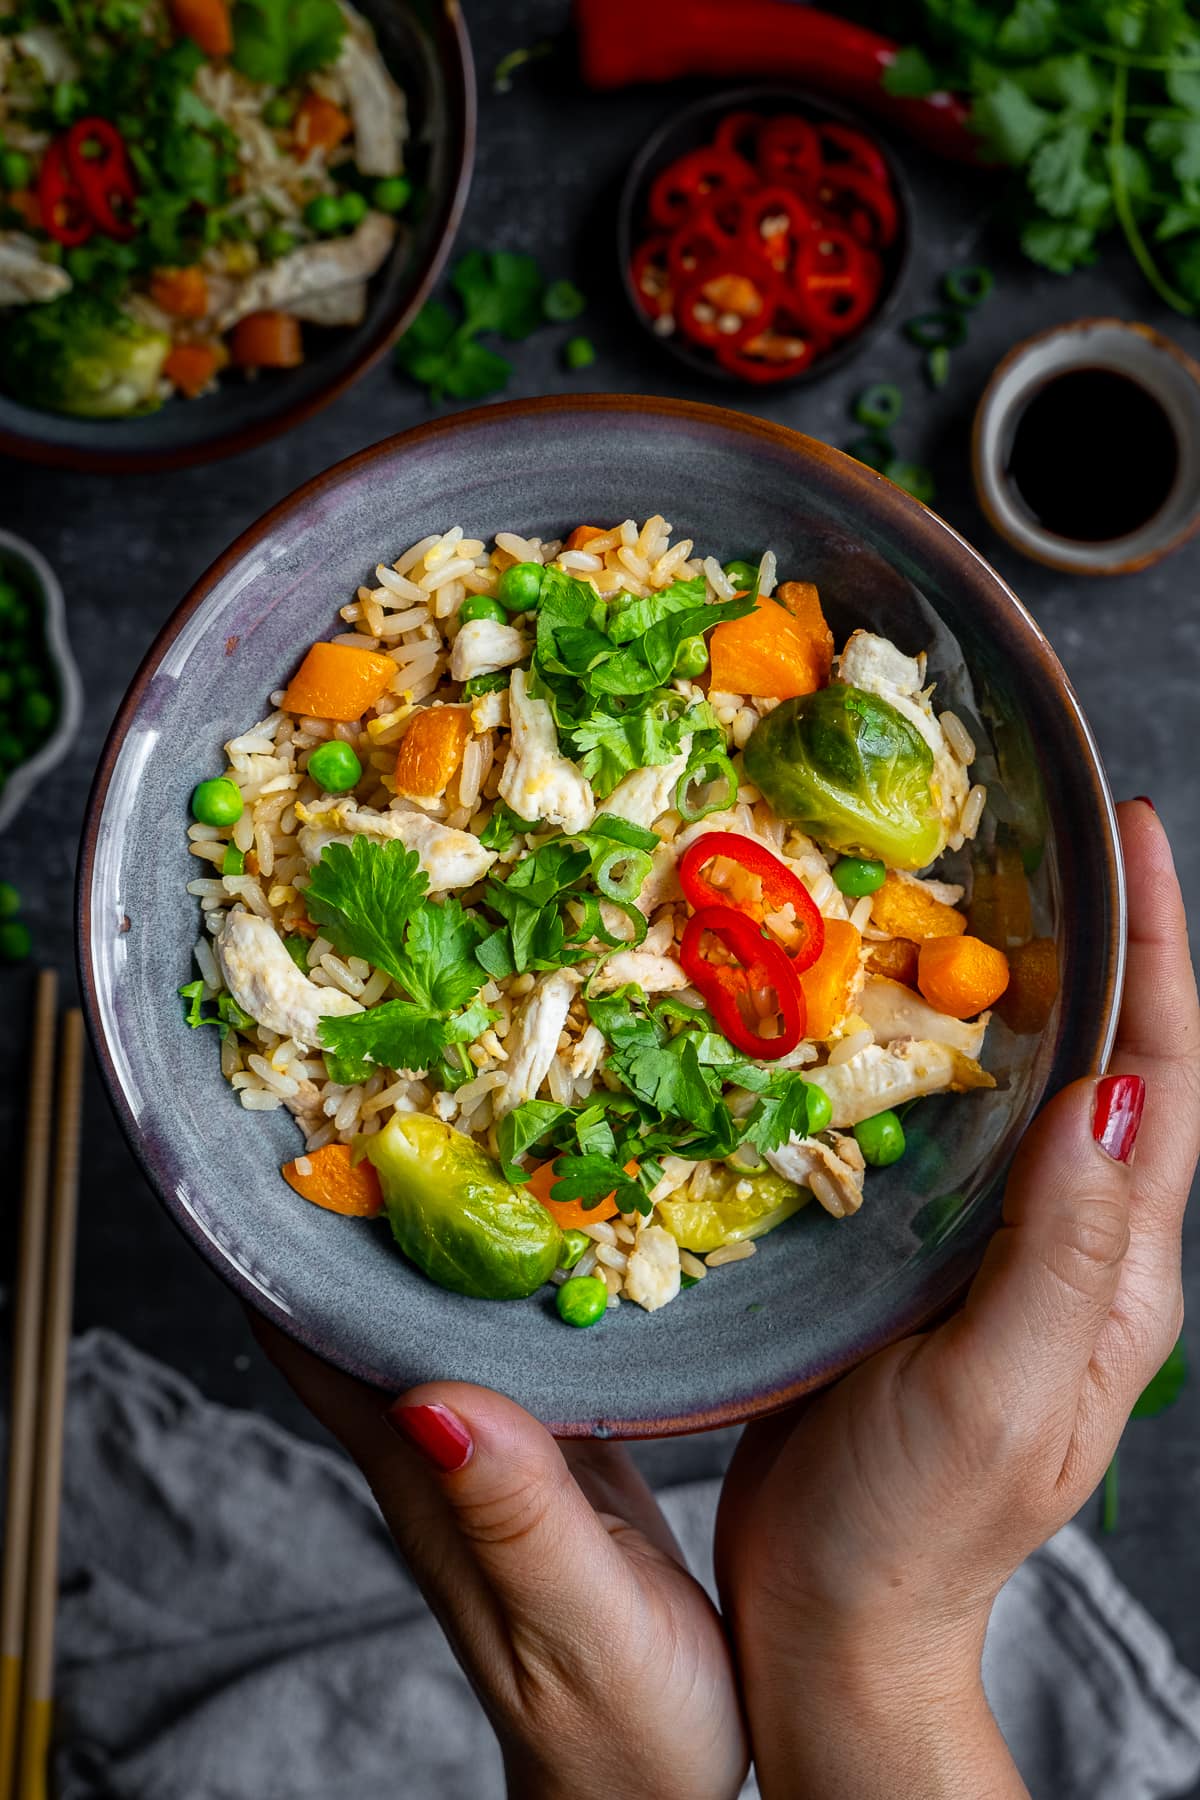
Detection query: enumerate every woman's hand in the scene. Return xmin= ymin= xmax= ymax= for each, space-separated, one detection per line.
xmin=253 ymin=1323 xmax=748 ymax=1800
xmin=716 ymin=799 xmax=1200 ymax=1799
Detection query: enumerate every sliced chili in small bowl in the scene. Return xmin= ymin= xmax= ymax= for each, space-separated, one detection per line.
xmin=647 ymin=146 xmax=758 ymax=230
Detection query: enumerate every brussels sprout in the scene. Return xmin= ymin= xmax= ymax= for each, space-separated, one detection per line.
xmin=0 ymin=292 xmax=169 ymax=419
xmin=656 ymin=1168 xmax=808 ymax=1254
xmin=743 ymin=683 xmax=945 ymax=871
xmin=367 ymin=1112 xmax=562 ymax=1299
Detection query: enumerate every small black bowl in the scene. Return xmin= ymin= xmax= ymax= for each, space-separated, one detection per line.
xmin=618 ymin=84 xmax=912 ymax=390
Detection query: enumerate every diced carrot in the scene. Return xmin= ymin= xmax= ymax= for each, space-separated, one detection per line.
xmin=870 ymin=870 xmax=966 ymax=942
xmin=708 ymin=593 xmax=831 ymax=700
xmin=526 ymin=1157 xmax=639 ymax=1232
xmin=229 ymin=309 xmax=304 ymax=369
xmin=774 ymin=582 xmax=834 ymax=686
xmin=968 ymin=840 xmax=1033 ymax=951
xmin=565 ymin=525 xmax=607 ymax=550
xmin=282 ymin=1143 xmax=383 ymax=1217
xmin=393 ymin=705 xmax=473 ymax=799
xmin=8 ymin=188 xmax=42 ymax=230
xmin=283 ymin=640 xmax=397 ymax=722
xmin=169 ymin=0 xmax=231 ymax=56
xmin=164 ymin=341 xmax=221 ymax=397
xmin=798 ymin=917 xmax=862 ymax=1041
xmin=918 ymin=935 xmax=1010 ymax=1021
xmin=995 ymin=937 xmax=1059 ymax=1035
xmin=864 ymin=936 xmax=919 ymax=987
xmin=150 ymin=265 xmax=209 ymax=319
xmin=293 ymin=93 xmax=352 ymax=154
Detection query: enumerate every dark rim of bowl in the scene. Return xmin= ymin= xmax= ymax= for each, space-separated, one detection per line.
xmin=76 ymin=394 xmax=1125 ymax=1435
xmin=617 ymin=84 xmax=913 ymax=391
xmin=0 ymin=0 xmax=475 ymax=475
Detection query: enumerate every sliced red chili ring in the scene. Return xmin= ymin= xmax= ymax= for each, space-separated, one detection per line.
xmin=65 ymin=117 xmax=137 ymax=240
xmin=677 ymin=268 xmax=775 ymax=349
xmin=678 ymin=833 xmax=825 ymax=969
xmin=713 ymin=110 xmax=762 ymax=164
xmin=666 ymin=208 xmax=736 ymax=286
xmin=678 ymin=904 xmax=806 ymax=1060
xmin=818 ymin=123 xmax=891 ymax=185
xmin=647 ymin=146 xmax=757 ymax=231
xmin=792 ymin=227 xmax=879 ymax=339
xmin=37 ymin=142 xmax=93 ymax=247
xmin=716 ymin=330 xmax=823 ymax=383
xmin=738 ymin=186 xmax=815 ymax=274
xmin=757 ymin=115 xmax=823 ymax=192
xmin=811 ymin=166 xmax=899 ymax=249
xmin=629 ymin=234 xmax=673 ymax=319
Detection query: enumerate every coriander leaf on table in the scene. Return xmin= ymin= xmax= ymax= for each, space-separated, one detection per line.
xmin=971 ymin=78 xmax=1052 ymax=164
xmin=1019 ymin=216 xmax=1098 ymax=271
xmin=453 ymin=250 xmax=545 ymax=338
xmin=232 ymin=0 xmax=346 ymax=87
xmin=544 ymin=278 xmax=586 ymax=321
xmin=305 ymin=837 xmax=429 ymax=986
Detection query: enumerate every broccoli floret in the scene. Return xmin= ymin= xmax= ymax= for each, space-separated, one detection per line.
xmin=0 ymin=290 xmax=169 ymax=418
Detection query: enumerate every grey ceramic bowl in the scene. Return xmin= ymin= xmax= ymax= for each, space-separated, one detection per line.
xmin=78 ymin=397 xmax=1124 ymax=1436
xmin=0 ymin=530 xmax=82 ymax=833
xmin=0 ymin=0 xmax=473 ymax=474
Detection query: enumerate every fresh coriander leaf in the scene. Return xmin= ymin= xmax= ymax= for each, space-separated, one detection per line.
xmin=606 ymin=574 xmax=708 ymax=645
xmin=1169 ymin=233 xmax=1200 ymax=304
xmin=549 ymin=1152 xmax=646 ymax=1214
xmin=479 ymin=800 xmax=537 ymax=852
xmin=232 ymin=0 xmax=345 ymax=87
xmin=179 ymin=979 xmax=206 ymax=1028
xmin=496 ymin=1099 xmax=570 ymax=1180
xmin=568 ymin=692 xmax=693 ymax=796
xmin=1028 ymin=121 xmax=1108 ymax=220
xmin=738 ymin=1076 xmax=815 ymax=1156
xmin=1019 ymin=215 xmax=1098 ymax=270
xmin=1166 ymin=64 xmax=1200 ymax=115
xmin=680 ymin=1272 xmax=699 ymax=1290
xmin=544 ymin=278 xmax=586 ymax=321
xmin=1020 ymin=51 xmax=1107 ymax=112
xmin=401 ymin=895 xmax=488 ymax=1011
xmin=1130 ymin=1336 xmax=1188 ymax=1418
xmin=971 ymin=79 xmax=1052 ymax=164
xmin=995 ymin=0 xmax=1059 ymax=60
xmin=319 ymin=1000 xmax=450 ymax=1082
xmin=441 ymin=338 xmax=515 ymax=403
xmin=882 ymin=45 xmax=940 ymax=97
xmin=1155 ymin=200 xmax=1200 ymax=241
xmin=573 ymin=1107 xmax=618 ymax=1159
xmin=305 ymin=837 xmax=429 ymax=985
xmin=453 ymin=250 xmax=545 ymax=338
xmin=475 ymin=928 xmax=518 ymax=980
xmin=1146 ymin=117 xmax=1200 ymax=185
xmin=216 ymin=992 xmax=254 ymax=1037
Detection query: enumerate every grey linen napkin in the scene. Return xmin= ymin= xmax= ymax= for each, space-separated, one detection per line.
xmin=35 ymin=1331 xmax=1200 ymax=1800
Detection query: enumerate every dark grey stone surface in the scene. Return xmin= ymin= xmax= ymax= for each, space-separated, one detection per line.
xmin=2 ymin=0 xmax=1198 ymax=1723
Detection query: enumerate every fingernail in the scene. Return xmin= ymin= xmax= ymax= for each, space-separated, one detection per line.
xmin=1133 ymin=796 xmax=1156 ymax=812
xmin=385 ymin=1401 xmax=473 ymax=1472
xmin=1093 ymin=1074 xmax=1146 ymax=1164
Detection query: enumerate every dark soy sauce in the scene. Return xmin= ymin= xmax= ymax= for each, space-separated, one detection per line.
xmin=1006 ymin=367 xmax=1179 ymax=542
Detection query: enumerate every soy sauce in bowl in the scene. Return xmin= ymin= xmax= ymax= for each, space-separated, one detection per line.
xmin=1006 ymin=367 xmax=1180 ymax=543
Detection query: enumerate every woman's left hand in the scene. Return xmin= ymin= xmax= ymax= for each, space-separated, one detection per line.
xmin=253 ymin=1321 xmax=748 ymax=1800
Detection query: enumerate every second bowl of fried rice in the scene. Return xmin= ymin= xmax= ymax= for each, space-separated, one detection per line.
xmin=79 ymin=396 xmax=1125 ymax=1435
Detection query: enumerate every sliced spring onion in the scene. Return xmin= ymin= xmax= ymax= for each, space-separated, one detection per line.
xmin=566 ymin=891 xmax=647 ymax=949
xmin=853 ymin=382 xmax=903 ymax=429
xmin=926 ymin=343 xmax=950 ymax=389
xmin=903 ymin=310 xmax=967 ymax=350
xmin=676 ymin=749 xmax=738 ymax=823
xmin=594 ymin=846 xmax=654 ymax=902
xmin=885 ymin=459 xmax=937 ymax=504
xmin=942 ymin=264 xmax=994 ymax=309
xmin=844 ymin=434 xmax=896 ymax=473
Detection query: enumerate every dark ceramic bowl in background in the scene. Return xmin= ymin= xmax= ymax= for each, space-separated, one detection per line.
xmin=618 ymin=86 xmax=912 ymax=389
xmin=78 ymin=396 xmax=1123 ymax=1437
xmin=0 ymin=0 xmax=474 ymax=475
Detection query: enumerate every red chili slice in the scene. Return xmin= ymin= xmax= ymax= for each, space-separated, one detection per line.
xmin=677 ymin=268 xmax=774 ymax=349
xmin=629 ymin=234 xmax=674 ymax=319
xmin=679 ymin=904 xmax=807 ymax=1059
xmin=37 ymin=143 xmax=93 ymax=247
xmin=715 ymin=329 xmax=824 ymax=382
xmin=65 ymin=117 xmax=137 ymax=240
xmin=647 ymin=146 xmax=757 ymax=230
xmin=667 ymin=208 xmax=736 ymax=287
xmin=792 ymin=226 xmax=880 ymax=338
xmin=818 ymin=123 xmax=891 ymax=185
xmin=757 ymin=115 xmax=823 ymax=192
xmin=738 ymin=186 xmax=815 ymax=274
xmin=713 ymin=110 xmax=763 ymax=164
xmin=678 ymin=832 xmax=825 ymax=968
xmin=811 ymin=165 xmax=898 ymax=248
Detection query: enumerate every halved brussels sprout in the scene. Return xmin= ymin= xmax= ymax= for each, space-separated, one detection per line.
xmin=657 ymin=1168 xmax=808 ymax=1254
xmin=368 ymin=1113 xmax=562 ymax=1300
xmin=743 ymin=683 xmax=945 ymax=871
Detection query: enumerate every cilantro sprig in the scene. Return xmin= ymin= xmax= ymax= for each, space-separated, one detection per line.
xmin=397 ymin=252 xmax=591 ymax=404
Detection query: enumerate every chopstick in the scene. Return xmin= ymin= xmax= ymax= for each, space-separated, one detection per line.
xmin=0 ymin=972 xmax=57 ymax=1800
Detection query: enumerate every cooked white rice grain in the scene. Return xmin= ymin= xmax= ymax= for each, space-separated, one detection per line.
xmin=193 ymin=936 xmax=221 ymax=988
xmin=679 ymin=1250 xmax=708 ymax=1281
xmin=829 ymin=1027 xmax=873 ymax=1066
xmin=581 ymin=1220 xmax=618 ymax=1246
xmin=375 ymin=564 xmax=426 ymax=602
xmin=940 ymin=710 xmax=976 ymax=766
xmin=961 ymin=783 xmax=987 ymax=838
xmin=595 ymin=1244 xmax=629 ymax=1272
xmin=705 ymin=1240 xmax=756 ymax=1267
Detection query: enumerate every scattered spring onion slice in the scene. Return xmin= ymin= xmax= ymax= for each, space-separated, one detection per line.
xmin=564 ymin=334 xmax=596 ymax=369
xmin=594 ymin=846 xmax=654 ymax=903
xmin=903 ymin=310 xmax=967 ymax=350
xmin=853 ymin=382 xmax=903 ymax=429
xmin=926 ymin=343 xmax=950 ymax=389
xmin=675 ymin=748 xmax=738 ymax=824
xmin=544 ymin=280 xmax=586 ymax=322
xmin=845 ymin=434 xmax=896 ymax=473
xmin=942 ymin=264 xmax=994 ymax=309
xmin=885 ymin=459 xmax=937 ymax=504
xmin=493 ymin=40 xmax=553 ymax=94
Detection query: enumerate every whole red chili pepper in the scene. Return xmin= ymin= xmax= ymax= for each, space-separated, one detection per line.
xmin=576 ymin=0 xmax=981 ymax=165
xmin=679 ymin=904 xmax=807 ymax=1059
xmin=37 ymin=143 xmax=94 ymax=247
xmin=648 ymin=146 xmax=757 ymax=230
xmin=65 ymin=117 xmax=137 ymax=240
xmin=678 ymin=833 xmax=825 ymax=969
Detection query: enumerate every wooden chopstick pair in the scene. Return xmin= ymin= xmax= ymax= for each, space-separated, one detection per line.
xmin=0 ymin=972 xmax=85 ymax=1800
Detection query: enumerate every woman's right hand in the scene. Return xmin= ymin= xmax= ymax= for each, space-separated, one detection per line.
xmin=716 ymin=799 xmax=1200 ymax=1798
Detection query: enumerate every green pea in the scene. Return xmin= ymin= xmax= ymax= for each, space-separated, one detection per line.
xmin=0 ymin=920 xmax=31 ymax=961
xmin=563 ymin=334 xmax=595 ymax=370
xmin=337 ymin=189 xmax=368 ymax=228
xmin=672 ymin=635 xmax=709 ymax=680
xmin=722 ymin=558 xmax=760 ymax=593
xmin=854 ymin=1110 xmax=906 ymax=1168
xmin=191 ymin=777 xmax=244 ymax=827
xmin=263 ymin=95 xmax=295 ymax=128
xmin=558 ymin=1228 xmax=590 ymax=1271
xmin=304 ymin=193 xmax=344 ymax=234
xmin=0 ymin=880 xmax=20 ymax=918
xmin=19 ymin=691 xmax=54 ymax=738
xmin=459 ymin=593 xmax=507 ymax=626
xmin=497 ymin=560 xmax=544 ymax=614
xmin=307 ymin=739 xmax=363 ymax=793
xmin=372 ymin=175 xmax=411 ymax=213
xmin=805 ymin=1083 xmax=833 ymax=1136
xmin=832 ymin=856 xmax=886 ymax=897
xmin=556 ymin=1274 xmax=608 ymax=1328
xmin=260 ymin=226 xmax=297 ymax=261
xmin=1 ymin=149 xmax=30 ymax=189
xmin=283 ymin=934 xmax=310 ymax=972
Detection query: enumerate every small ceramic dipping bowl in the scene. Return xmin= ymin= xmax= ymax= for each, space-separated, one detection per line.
xmin=0 ymin=530 xmax=82 ymax=834
xmin=972 ymin=317 xmax=1200 ymax=575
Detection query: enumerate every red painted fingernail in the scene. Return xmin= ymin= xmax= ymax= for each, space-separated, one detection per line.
xmin=1133 ymin=796 xmax=1156 ymax=812
xmin=385 ymin=1401 xmax=473 ymax=1471
xmin=1093 ymin=1075 xmax=1146 ymax=1164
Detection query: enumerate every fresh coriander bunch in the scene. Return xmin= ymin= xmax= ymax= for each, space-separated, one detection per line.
xmin=883 ymin=0 xmax=1200 ymax=313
